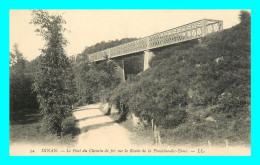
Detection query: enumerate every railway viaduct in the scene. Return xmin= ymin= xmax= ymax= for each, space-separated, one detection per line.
xmin=87 ymin=19 xmax=223 ymax=81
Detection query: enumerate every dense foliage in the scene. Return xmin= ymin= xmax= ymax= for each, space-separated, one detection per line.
xmin=73 ymin=38 xmax=143 ymax=105
xmin=10 ymin=44 xmax=39 ymax=119
xmin=78 ymin=61 xmax=120 ymax=104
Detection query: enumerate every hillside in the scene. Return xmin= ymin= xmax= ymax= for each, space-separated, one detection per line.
xmin=107 ymin=14 xmax=251 ymax=146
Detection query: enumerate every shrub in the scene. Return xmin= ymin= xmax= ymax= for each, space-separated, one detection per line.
xmin=74 ymin=99 xmax=84 ymax=107
xmin=61 ymin=116 xmax=80 ymax=137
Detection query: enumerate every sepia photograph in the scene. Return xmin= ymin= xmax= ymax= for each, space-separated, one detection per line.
xmin=9 ymin=9 xmax=251 ymax=156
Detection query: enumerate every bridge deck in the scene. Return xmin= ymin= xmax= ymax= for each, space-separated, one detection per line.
xmin=88 ymin=19 xmax=223 ymax=62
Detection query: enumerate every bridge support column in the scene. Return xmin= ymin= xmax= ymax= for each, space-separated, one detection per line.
xmin=143 ymin=50 xmax=155 ymax=71
xmin=114 ymin=60 xmax=125 ymax=82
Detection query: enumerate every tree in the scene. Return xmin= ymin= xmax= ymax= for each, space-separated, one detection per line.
xmin=79 ymin=60 xmax=119 ymax=104
xmin=10 ymin=44 xmax=39 ymax=121
xmin=239 ymin=10 xmax=251 ymax=23
xmin=10 ymin=43 xmax=24 ymax=66
xmin=10 ymin=44 xmax=27 ymax=113
xmin=31 ymin=10 xmax=76 ymax=137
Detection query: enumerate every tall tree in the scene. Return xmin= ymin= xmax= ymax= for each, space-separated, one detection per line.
xmin=31 ymin=10 xmax=76 ymax=137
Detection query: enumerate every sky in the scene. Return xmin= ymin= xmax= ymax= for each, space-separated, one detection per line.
xmin=10 ymin=10 xmax=245 ymax=61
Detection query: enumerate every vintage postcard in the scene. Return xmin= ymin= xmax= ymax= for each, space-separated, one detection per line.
xmin=9 ymin=10 xmax=251 ymax=156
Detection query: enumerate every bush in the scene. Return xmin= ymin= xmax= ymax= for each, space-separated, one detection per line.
xmin=74 ymin=99 xmax=84 ymax=107
xmin=108 ymin=73 xmax=188 ymax=128
xmin=61 ymin=116 xmax=80 ymax=137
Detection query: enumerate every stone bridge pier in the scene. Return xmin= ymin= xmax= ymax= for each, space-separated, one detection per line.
xmin=143 ymin=50 xmax=155 ymax=71
xmin=113 ymin=60 xmax=125 ymax=82
xmin=113 ymin=50 xmax=155 ymax=82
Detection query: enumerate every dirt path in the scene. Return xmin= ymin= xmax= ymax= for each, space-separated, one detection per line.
xmin=73 ymin=103 xmax=136 ymax=149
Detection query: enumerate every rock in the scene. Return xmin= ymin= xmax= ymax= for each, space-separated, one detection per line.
xmin=132 ymin=113 xmax=140 ymax=127
xmin=111 ymin=104 xmax=119 ymax=114
xmin=205 ymin=116 xmax=216 ymax=122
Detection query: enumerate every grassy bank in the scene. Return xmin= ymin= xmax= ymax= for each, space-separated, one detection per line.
xmin=10 ymin=112 xmax=79 ymax=146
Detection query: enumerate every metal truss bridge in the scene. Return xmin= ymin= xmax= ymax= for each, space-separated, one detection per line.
xmin=88 ymin=19 xmax=223 ymax=62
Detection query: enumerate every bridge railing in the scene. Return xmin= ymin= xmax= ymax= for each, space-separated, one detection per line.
xmin=88 ymin=19 xmax=223 ymax=62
